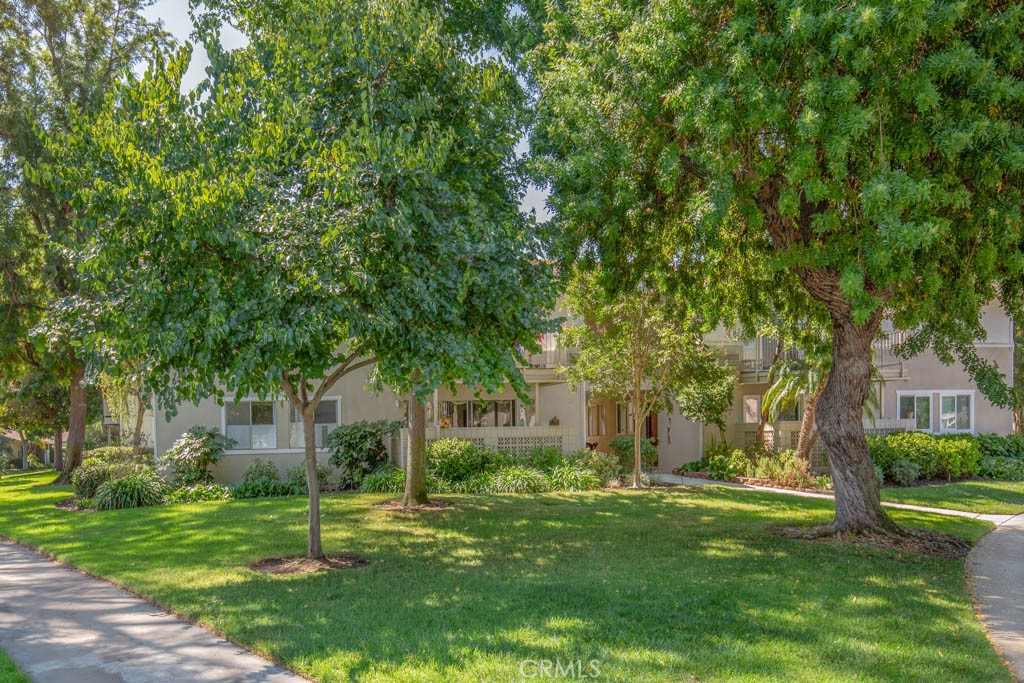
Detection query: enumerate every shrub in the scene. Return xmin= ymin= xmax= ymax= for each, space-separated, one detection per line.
xmin=889 ymin=459 xmax=922 ymax=487
xmin=75 ymin=497 xmax=96 ymax=510
xmin=427 ymin=438 xmax=509 ymax=482
xmin=609 ymin=436 xmax=658 ymax=474
xmin=517 ymin=446 xmax=566 ymax=472
xmin=95 ymin=467 xmax=166 ymax=510
xmin=165 ymin=483 xmax=231 ymax=504
xmin=286 ymin=463 xmax=334 ymax=491
xmin=26 ymin=454 xmax=45 ymax=470
xmin=229 ymin=480 xmax=303 ymax=499
xmin=0 ymin=454 xmax=10 ymax=478
xmin=701 ymin=453 xmax=737 ymax=480
xmin=83 ymin=446 xmax=141 ymax=464
xmin=869 ymin=431 xmax=980 ymax=481
xmin=490 ymin=466 xmax=550 ymax=494
xmin=159 ymin=427 xmax=234 ymax=484
xmin=978 ymin=455 xmax=1024 ymax=481
xmin=359 ymin=465 xmax=406 ymax=493
xmin=451 ymin=471 xmax=495 ymax=493
xmin=547 ymin=463 xmax=602 ymax=491
xmin=241 ymin=457 xmax=281 ymax=486
xmin=566 ymin=449 xmax=620 ymax=485
xmin=874 ymin=464 xmax=885 ymax=486
xmin=327 ymin=420 xmax=402 ymax=489
xmin=976 ymin=433 xmax=1024 ymax=460
xmin=73 ymin=458 xmax=135 ymax=499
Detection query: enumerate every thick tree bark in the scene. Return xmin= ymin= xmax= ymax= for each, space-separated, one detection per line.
xmin=816 ymin=314 xmax=895 ymax=533
xmin=56 ymin=362 xmax=87 ymax=484
xmin=53 ymin=426 xmax=63 ymax=469
xmin=302 ymin=407 xmax=324 ymax=559
xmin=18 ymin=431 xmax=28 ymax=470
xmin=403 ymin=397 xmax=429 ymax=506
xmin=795 ymin=372 xmax=827 ymax=462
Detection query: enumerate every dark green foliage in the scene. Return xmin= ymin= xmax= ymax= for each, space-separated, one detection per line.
xmin=978 ymin=456 xmax=1024 ymax=482
xmin=609 ymin=436 xmax=658 ymax=474
xmin=426 ymin=438 xmax=510 ymax=483
xmin=230 ymin=480 xmax=304 ymax=499
xmin=83 ymin=446 xmax=150 ymax=464
xmin=489 ymin=466 xmax=550 ymax=494
xmin=976 ymin=434 xmax=1024 ymax=460
xmin=889 ymin=460 xmax=923 ymax=488
xmin=517 ymin=445 xmax=565 ymax=472
xmin=326 ymin=420 xmax=402 ymax=489
xmin=0 ymin=455 xmax=10 ymax=478
xmin=159 ymin=427 xmax=234 ymax=485
xmin=359 ymin=465 xmax=407 ymax=494
xmin=164 ymin=484 xmax=232 ymax=505
xmin=547 ymin=463 xmax=602 ymax=491
xmin=240 ymin=458 xmax=282 ymax=486
xmin=25 ymin=454 xmax=45 ymax=470
xmin=94 ymin=466 xmax=166 ymax=510
xmin=565 ymin=449 xmax=621 ymax=485
xmin=286 ymin=463 xmax=334 ymax=492
xmin=72 ymin=458 xmax=135 ymax=499
xmin=869 ymin=432 xmax=980 ymax=481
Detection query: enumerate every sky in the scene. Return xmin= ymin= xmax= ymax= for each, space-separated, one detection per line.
xmin=141 ymin=0 xmax=551 ymax=221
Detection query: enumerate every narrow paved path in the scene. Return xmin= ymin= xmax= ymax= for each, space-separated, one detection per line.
xmin=653 ymin=472 xmax=1023 ymax=680
xmin=969 ymin=514 xmax=1024 ymax=682
xmin=0 ymin=540 xmax=303 ymax=683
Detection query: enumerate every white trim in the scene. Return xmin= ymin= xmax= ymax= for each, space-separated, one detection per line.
xmin=937 ymin=390 xmax=976 ymax=434
xmin=896 ymin=389 xmax=976 ymax=435
xmin=895 ymin=390 xmax=933 ymax=432
xmin=221 ymin=397 xmax=281 ymax=451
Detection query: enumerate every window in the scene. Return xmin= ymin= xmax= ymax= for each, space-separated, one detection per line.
xmin=440 ymin=401 xmax=469 ymax=428
xmin=940 ymin=393 xmax=972 ymax=433
xmin=225 ymin=400 xmax=276 ymax=449
xmin=617 ymin=403 xmax=634 ymax=434
xmin=289 ymin=399 xmax=340 ymax=448
xmin=743 ymin=396 xmax=761 ymax=424
xmin=898 ymin=393 xmax=932 ymax=431
xmin=587 ymin=404 xmax=607 ymax=436
xmin=441 ymin=400 xmax=516 ymax=427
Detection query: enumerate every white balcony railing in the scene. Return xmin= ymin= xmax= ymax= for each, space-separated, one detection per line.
xmin=395 ymin=425 xmax=579 ymax=465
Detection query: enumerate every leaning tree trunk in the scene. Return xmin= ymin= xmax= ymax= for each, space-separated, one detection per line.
xmin=403 ymin=397 xmax=429 ymax=507
xmin=56 ymin=363 xmax=87 ymax=484
xmin=795 ymin=372 xmax=827 ymax=462
xmin=302 ymin=406 xmax=324 ymax=559
xmin=816 ymin=313 xmax=895 ymax=533
xmin=53 ymin=426 xmax=63 ymax=469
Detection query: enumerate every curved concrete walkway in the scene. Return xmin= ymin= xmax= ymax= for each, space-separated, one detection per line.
xmin=969 ymin=514 xmax=1024 ymax=682
xmin=0 ymin=540 xmax=303 ymax=683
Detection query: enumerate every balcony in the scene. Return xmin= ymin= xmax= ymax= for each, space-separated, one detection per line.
xmin=728 ymin=333 xmax=908 ymax=379
xmin=395 ymin=425 xmax=580 ymax=464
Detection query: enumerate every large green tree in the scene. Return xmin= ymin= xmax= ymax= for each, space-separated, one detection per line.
xmin=0 ymin=0 xmax=167 ymax=482
xmin=52 ymin=0 xmax=555 ymax=556
xmin=532 ymin=0 xmax=1024 ymax=533
xmin=560 ymin=268 xmax=735 ymax=487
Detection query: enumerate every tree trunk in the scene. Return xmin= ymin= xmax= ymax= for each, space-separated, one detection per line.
xmin=54 ymin=426 xmax=63 ymax=469
xmin=795 ymin=372 xmax=827 ymax=462
xmin=133 ymin=393 xmax=146 ymax=456
xmin=56 ymin=362 xmax=87 ymax=484
xmin=17 ymin=431 xmax=28 ymax=470
xmin=403 ymin=397 xmax=429 ymax=506
xmin=302 ymin=406 xmax=324 ymax=559
xmin=757 ymin=340 xmax=785 ymax=449
xmin=631 ymin=395 xmax=643 ymax=488
xmin=816 ymin=314 xmax=895 ymax=533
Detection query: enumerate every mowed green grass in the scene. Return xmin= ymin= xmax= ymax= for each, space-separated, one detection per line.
xmin=0 ymin=647 xmax=29 ymax=683
xmin=882 ymin=480 xmax=1024 ymax=514
xmin=0 ymin=471 xmax=1009 ymax=682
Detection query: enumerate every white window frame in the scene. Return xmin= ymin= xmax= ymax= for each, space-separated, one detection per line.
xmin=896 ymin=391 xmax=933 ymax=432
xmin=288 ymin=398 xmax=341 ymax=449
xmin=222 ymin=398 xmax=279 ymax=451
xmin=937 ymin=390 xmax=975 ymax=434
xmin=742 ymin=395 xmax=761 ymax=425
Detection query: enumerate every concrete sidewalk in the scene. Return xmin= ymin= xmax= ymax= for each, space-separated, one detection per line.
xmin=0 ymin=540 xmax=303 ymax=683
xmin=969 ymin=514 xmax=1024 ymax=682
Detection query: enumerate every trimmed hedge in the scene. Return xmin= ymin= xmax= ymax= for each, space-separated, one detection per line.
xmin=868 ymin=432 xmax=980 ymax=481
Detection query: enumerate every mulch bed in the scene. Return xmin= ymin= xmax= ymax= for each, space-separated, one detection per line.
xmin=249 ymin=555 xmax=369 ymax=575
xmin=369 ymin=500 xmax=452 ymax=512
xmin=771 ymin=525 xmax=972 ymax=560
xmin=55 ymin=498 xmax=94 ymax=513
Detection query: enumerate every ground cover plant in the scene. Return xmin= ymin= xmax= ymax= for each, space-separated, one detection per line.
xmin=0 ymin=470 xmax=1010 ymax=682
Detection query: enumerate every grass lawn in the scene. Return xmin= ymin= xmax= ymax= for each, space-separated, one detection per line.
xmin=0 ymin=647 xmax=30 ymax=683
xmin=882 ymin=480 xmax=1024 ymax=514
xmin=0 ymin=471 xmax=1010 ymax=682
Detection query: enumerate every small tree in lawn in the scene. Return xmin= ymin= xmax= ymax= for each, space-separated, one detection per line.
xmin=560 ymin=269 xmax=734 ymax=487
xmin=52 ymin=0 xmax=555 ymax=555
xmin=532 ymin=0 xmax=1024 ymax=534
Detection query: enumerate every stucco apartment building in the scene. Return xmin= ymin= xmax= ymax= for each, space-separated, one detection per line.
xmin=151 ymin=305 xmax=1015 ymax=482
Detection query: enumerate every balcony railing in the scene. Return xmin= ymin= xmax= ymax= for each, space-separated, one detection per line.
xmin=735 ymin=333 xmax=908 ymax=378
xmin=394 ymin=425 xmax=580 ymax=464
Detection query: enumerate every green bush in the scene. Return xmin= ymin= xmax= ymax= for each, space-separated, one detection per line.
xmin=165 ymin=483 xmax=231 ymax=504
xmin=230 ymin=480 xmax=303 ymax=499
xmin=286 ymin=463 xmax=334 ymax=491
xmin=566 ymin=449 xmax=620 ymax=485
xmin=547 ymin=463 xmax=602 ymax=491
xmin=978 ymin=455 xmax=1024 ymax=481
xmin=427 ymin=438 xmax=510 ymax=482
xmin=490 ymin=466 xmax=550 ymax=493
xmin=869 ymin=431 xmax=980 ymax=481
xmin=326 ymin=420 xmax=402 ymax=489
xmin=889 ymin=459 xmax=922 ymax=487
xmin=95 ymin=467 xmax=166 ymax=510
xmin=874 ymin=464 xmax=885 ymax=486
xmin=83 ymin=446 xmax=145 ymax=464
xmin=72 ymin=458 xmax=135 ymax=499
xmin=609 ymin=436 xmax=658 ymax=473
xmin=159 ymin=427 xmax=234 ymax=484
xmin=25 ymin=454 xmax=45 ymax=470
xmin=0 ymin=454 xmax=11 ymax=478
xmin=976 ymin=433 xmax=1024 ymax=460
xmin=241 ymin=457 xmax=281 ymax=486
xmin=517 ymin=445 xmax=566 ymax=472
xmin=359 ymin=465 xmax=406 ymax=493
